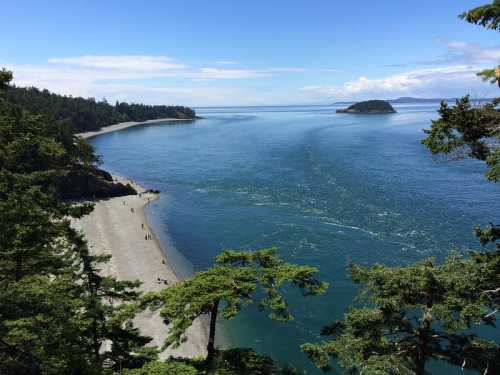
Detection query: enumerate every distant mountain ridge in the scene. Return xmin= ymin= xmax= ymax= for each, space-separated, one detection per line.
xmin=333 ymin=97 xmax=494 ymax=105
xmin=389 ymin=97 xmax=458 ymax=104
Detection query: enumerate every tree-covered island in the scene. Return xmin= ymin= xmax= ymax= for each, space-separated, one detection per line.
xmin=336 ymin=100 xmax=397 ymax=114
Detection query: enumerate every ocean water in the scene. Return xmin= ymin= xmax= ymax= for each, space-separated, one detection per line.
xmin=90 ymin=104 xmax=499 ymax=373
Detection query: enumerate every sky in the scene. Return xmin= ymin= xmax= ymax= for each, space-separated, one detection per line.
xmin=2 ymin=0 xmax=499 ymax=106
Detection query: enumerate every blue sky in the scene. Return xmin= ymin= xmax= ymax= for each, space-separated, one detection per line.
xmin=2 ymin=0 xmax=499 ymax=106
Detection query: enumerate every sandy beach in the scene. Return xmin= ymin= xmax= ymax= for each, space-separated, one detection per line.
xmin=77 ymin=117 xmax=193 ymax=139
xmin=73 ymin=125 xmax=207 ymax=359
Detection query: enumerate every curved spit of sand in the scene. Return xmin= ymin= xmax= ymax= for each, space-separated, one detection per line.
xmin=77 ymin=118 xmax=193 ymax=139
xmin=74 ymin=127 xmax=207 ymax=359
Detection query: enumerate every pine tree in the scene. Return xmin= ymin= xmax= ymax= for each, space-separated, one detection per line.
xmin=143 ymin=248 xmax=328 ymax=363
xmin=460 ymin=1 xmax=500 ymax=86
xmin=0 ymin=70 xmax=155 ymax=374
xmin=302 ymin=254 xmax=500 ymax=374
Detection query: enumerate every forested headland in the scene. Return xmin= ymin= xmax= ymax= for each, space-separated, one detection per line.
xmin=3 ymin=84 xmax=196 ymax=133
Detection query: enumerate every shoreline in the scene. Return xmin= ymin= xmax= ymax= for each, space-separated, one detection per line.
xmin=74 ymin=120 xmax=210 ymax=358
xmin=71 ymin=175 xmax=207 ymax=359
xmin=77 ymin=117 xmax=195 ymax=139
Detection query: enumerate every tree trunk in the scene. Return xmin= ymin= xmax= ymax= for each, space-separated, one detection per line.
xmin=416 ymin=316 xmax=430 ymax=375
xmin=206 ymin=298 xmax=220 ymax=364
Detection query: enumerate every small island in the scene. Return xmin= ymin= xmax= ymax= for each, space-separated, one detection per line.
xmin=336 ymin=100 xmax=396 ymax=114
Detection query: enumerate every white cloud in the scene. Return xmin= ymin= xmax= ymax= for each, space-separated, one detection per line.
xmin=48 ymin=55 xmax=185 ymax=71
xmin=4 ymin=55 xmax=310 ymax=105
xmin=300 ymin=65 xmax=497 ymax=101
xmin=7 ymin=50 xmax=495 ymax=106
xmin=86 ymin=82 xmax=261 ymax=106
xmin=197 ymin=67 xmax=269 ymax=79
xmin=438 ymin=41 xmax=500 ymax=65
xmin=394 ymin=41 xmax=500 ymax=67
xmin=7 ymin=55 xmax=307 ymax=86
xmin=5 ymin=55 xmax=312 ymax=105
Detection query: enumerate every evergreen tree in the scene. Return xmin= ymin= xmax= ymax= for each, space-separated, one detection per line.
xmin=460 ymin=0 xmax=500 ymax=31
xmin=0 ymin=70 xmax=154 ymax=374
xmin=143 ymin=248 xmax=328 ymax=363
xmin=122 ymin=360 xmax=198 ymax=375
xmin=422 ymin=0 xmax=499 ymax=285
xmin=302 ymin=254 xmax=500 ymax=374
xmin=460 ymin=1 xmax=500 ymax=86
xmin=0 ymin=68 xmax=13 ymax=89
xmin=2 ymin=83 xmax=196 ymax=134
xmin=422 ymin=96 xmax=500 ymax=181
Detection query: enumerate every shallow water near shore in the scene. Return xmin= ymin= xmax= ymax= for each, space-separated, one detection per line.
xmin=90 ymin=104 xmax=499 ymax=373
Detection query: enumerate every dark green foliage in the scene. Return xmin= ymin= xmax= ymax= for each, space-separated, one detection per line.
xmin=3 ymin=85 xmax=196 ymax=133
xmin=0 ymin=70 xmax=154 ymax=374
xmin=461 ymin=1 xmax=500 ymax=86
xmin=475 ymin=224 xmax=500 ymax=249
xmin=460 ymin=0 xmax=500 ymax=30
xmin=0 ymin=72 xmax=137 ymax=199
xmin=126 ymin=348 xmax=299 ymax=375
xmin=336 ymin=100 xmax=396 ymax=114
xmin=0 ymin=68 xmax=13 ymax=89
xmin=123 ymin=360 xmax=199 ymax=375
xmin=476 ymin=67 xmax=500 ymax=87
xmin=59 ymin=167 xmax=137 ymax=199
xmin=302 ymin=254 xmax=500 ymax=374
xmin=200 ymin=348 xmax=299 ymax=375
xmin=422 ymin=96 xmax=500 ymax=181
xmin=143 ymin=248 xmax=328 ymax=362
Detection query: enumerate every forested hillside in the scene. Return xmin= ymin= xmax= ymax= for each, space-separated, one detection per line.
xmin=0 ymin=69 xmax=308 ymax=374
xmin=3 ymin=85 xmax=196 ymax=133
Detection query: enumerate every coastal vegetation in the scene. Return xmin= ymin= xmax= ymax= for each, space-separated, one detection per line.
xmin=123 ymin=349 xmax=300 ymax=375
xmin=143 ymin=248 xmax=328 ymax=363
xmin=3 ymin=84 xmax=196 ymax=133
xmin=302 ymin=253 xmax=500 ymax=374
xmin=0 ymin=69 xmax=323 ymax=373
xmin=336 ymin=100 xmax=396 ymax=114
xmin=1 ymin=2 xmax=499 ymax=375
xmin=0 ymin=69 xmax=154 ymax=374
xmin=460 ymin=0 xmax=500 ymax=86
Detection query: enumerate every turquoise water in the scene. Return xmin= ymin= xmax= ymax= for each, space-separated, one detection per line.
xmin=90 ymin=104 xmax=498 ymax=373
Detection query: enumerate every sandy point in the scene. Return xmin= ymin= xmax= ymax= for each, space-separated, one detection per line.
xmin=71 ymin=176 xmax=207 ymax=359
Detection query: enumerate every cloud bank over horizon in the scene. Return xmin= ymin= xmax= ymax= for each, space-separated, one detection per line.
xmin=300 ymin=65 xmax=497 ymax=102
xmin=3 ymin=41 xmax=499 ymax=106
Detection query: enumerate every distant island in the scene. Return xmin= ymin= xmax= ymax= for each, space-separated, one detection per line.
xmin=336 ymin=100 xmax=396 ymax=114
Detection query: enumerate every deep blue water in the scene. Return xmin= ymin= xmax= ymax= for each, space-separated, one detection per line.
xmin=90 ymin=104 xmax=499 ymax=374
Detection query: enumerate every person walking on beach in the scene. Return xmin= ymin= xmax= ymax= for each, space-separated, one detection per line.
xmin=141 ymin=223 xmax=144 ymax=229
xmin=157 ymin=277 xmax=168 ymax=285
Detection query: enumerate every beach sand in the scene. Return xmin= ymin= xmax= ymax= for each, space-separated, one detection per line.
xmin=73 ymin=124 xmax=207 ymax=359
xmin=77 ymin=117 xmax=193 ymax=139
